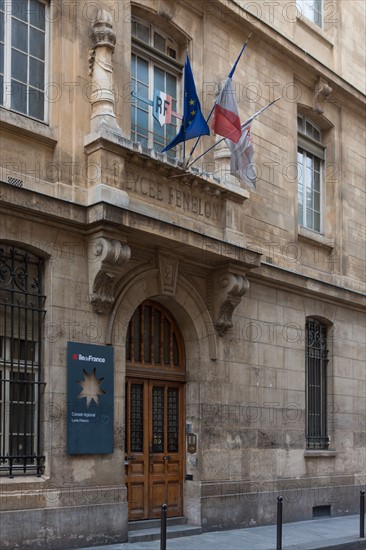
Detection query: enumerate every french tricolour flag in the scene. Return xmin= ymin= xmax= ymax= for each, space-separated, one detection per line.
xmin=212 ymin=76 xmax=241 ymax=143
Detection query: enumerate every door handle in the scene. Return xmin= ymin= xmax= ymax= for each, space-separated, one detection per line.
xmin=163 ymin=455 xmax=172 ymax=461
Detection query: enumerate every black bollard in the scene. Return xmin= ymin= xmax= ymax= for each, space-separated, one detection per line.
xmin=277 ymin=496 xmax=283 ymax=550
xmin=360 ymin=490 xmax=365 ymax=539
xmin=160 ymin=503 xmax=168 ymax=550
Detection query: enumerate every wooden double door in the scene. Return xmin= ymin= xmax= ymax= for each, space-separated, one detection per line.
xmin=125 ymin=378 xmax=185 ymax=519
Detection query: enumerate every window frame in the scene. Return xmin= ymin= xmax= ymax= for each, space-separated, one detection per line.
xmin=305 ymin=318 xmax=329 ymax=450
xmin=131 ymin=16 xmax=183 ymax=155
xmin=0 ymin=0 xmax=49 ymax=123
xmin=297 ymin=114 xmax=325 ymax=234
xmin=296 ymin=0 xmax=323 ymax=28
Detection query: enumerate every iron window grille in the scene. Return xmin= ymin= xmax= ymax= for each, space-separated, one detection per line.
xmin=306 ymin=318 xmax=329 ymax=449
xmin=0 ymin=244 xmax=46 ymax=477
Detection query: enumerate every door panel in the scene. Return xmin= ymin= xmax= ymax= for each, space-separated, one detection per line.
xmin=125 ymin=379 xmax=184 ymax=519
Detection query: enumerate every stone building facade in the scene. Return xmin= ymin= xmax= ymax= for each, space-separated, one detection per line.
xmin=0 ymin=1 xmax=365 ymax=549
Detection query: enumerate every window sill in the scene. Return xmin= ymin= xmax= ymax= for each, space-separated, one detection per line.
xmin=0 ymin=474 xmax=49 ymax=484
xmin=296 ymin=15 xmax=335 ymax=48
xmin=0 ymin=108 xmax=57 ymax=147
xmin=298 ymin=226 xmax=335 ymax=251
xmin=304 ymin=450 xmax=337 ymax=458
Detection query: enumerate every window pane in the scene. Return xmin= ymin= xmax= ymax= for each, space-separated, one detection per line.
xmin=29 ymin=57 xmax=44 ymax=88
xmin=0 ymin=43 xmax=4 ymax=74
xmin=154 ymin=32 xmax=165 ymax=53
xmin=28 ymin=88 xmax=44 ymax=120
xmin=12 ymin=0 xmax=28 ymax=22
xmin=298 ymin=202 xmax=303 ymax=226
xmin=314 ymin=190 xmax=320 ymax=212
xmin=11 ymin=49 xmax=28 ymax=83
xmin=143 ymin=305 xmax=151 ymax=363
xmin=153 ymin=117 xmax=164 ymax=139
xmin=11 ymin=79 xmax=27 ymax=113
xmin=0 ymin=74 xmax=3 ymax=105
xmin=12 ymin=18 xmax=28 ymax=52
xmin=136 ymin=108 xmax=148 ymax=143
xmin=29 ymin=0 xmax=45 ymax=31
xmin=0 ymin=11 xmax=4 ymax=42
xmin=166 ymin=73 xmax=176 ymax=99
xmin=136 ymin=83 xmax=148 ymax=100
xmin=313 ymin=211 xmax=320 ymax=232
xmin=136 ymin=22 xmax=149 ymax=44
xmin=154 ymin=309 xmax=161 ymax=364
xmin=297 ymin=116 xmax=303 ymax=131
xmin=29 ymin=27 xmax=44 ymax=59
xmin=154 ymin=66 xmax=165 ymax=93
xmin=136 ymin=57 xmax=148 ymax=84
xmin=306 ymin=208 xmax=313 ymax=228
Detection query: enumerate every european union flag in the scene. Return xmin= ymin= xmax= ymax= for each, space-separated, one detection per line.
xmin=162 ymin=53 xmax=210 ymax=153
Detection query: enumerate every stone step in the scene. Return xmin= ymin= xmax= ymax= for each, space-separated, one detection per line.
xmin=128 ymin=523 xmax=202 ymax=543
xmin=128 ymin=516 xmax=187 ymax=531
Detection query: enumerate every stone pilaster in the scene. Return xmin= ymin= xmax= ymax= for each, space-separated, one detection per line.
xmin=89 ymin=9 xmax=121 ymax=133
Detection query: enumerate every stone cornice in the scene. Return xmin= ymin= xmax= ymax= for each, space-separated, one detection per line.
xmin=248 ymin=264 xmax=366 ymax=312
xmin=83 ymin=129 xmax=250 ymax=205
xmin=1 ymin=182 xmax=364 ymax=306
xmin=0 ymin=181 xmax=260 ymax=270
xmin=206 ymin=0 xmax=365 ymax=108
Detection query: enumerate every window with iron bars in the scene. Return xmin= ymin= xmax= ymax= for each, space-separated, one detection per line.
xmin=0 ymin=244 xmax=45 ymax=477
xmin=306 ymin=318 xmax=329 ymax=449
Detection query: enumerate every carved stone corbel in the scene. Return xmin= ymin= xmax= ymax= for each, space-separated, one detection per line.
xmin=313 ymin=77 xmax=333 ymax=114
xmin=157 ymin=0 xmax=179 ymax=20
xmin=88 ymin=237 xmax=131 ymax=314
xmin=213 ymin=268 xmax=250 ymax=336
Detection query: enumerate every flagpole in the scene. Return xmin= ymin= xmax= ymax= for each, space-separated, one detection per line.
xmin=187 ymin=97 xmax=281 ymax=168
xmin=184 ymin=32 xmax=253 ymax=165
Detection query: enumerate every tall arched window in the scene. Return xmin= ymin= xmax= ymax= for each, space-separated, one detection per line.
xmin=0 ymin=244 xmax=45 ymax=477
xmin=297 ymin=114 xmax=325 ymax=233
xmin=306 ymin=318 xmax=329 ymax=449
xmin=130 ymin=16 xmax=183 ymax=156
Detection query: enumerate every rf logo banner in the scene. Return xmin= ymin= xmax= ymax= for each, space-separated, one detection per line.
xmin=67 ymin=342 xmax=114 ymax=455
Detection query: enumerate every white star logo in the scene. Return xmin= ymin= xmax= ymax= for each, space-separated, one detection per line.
xmin=77 ymin=368 xmax=106 ymax=408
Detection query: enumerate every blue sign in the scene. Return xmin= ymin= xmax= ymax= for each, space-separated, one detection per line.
xmin=67 ymin=342 xmax=114 ymax=455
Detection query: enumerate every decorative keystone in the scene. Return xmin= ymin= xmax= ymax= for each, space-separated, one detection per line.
xmin=213 ymin=270 xmax=250 ymax=336
xmin=89 ymin=237 xmax=131 ymax=314
xmin=158 ymin=254 xmax=179 ymax=296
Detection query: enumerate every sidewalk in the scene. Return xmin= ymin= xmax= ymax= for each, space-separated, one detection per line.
xmin=69 ymin=515 xmax=366 ymax=550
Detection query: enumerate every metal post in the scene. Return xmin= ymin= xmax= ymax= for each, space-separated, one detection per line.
xmin=160 ymin=503 xmax=168 ymax=550
xmin=360 ymin=490 xmax=365 ymax=539
xmin=277 ymin=496 xmax=283 ymax=550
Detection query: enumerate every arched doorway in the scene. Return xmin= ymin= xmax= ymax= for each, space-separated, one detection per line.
xmin=125 ymin=300 xmax=186 ymax=520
